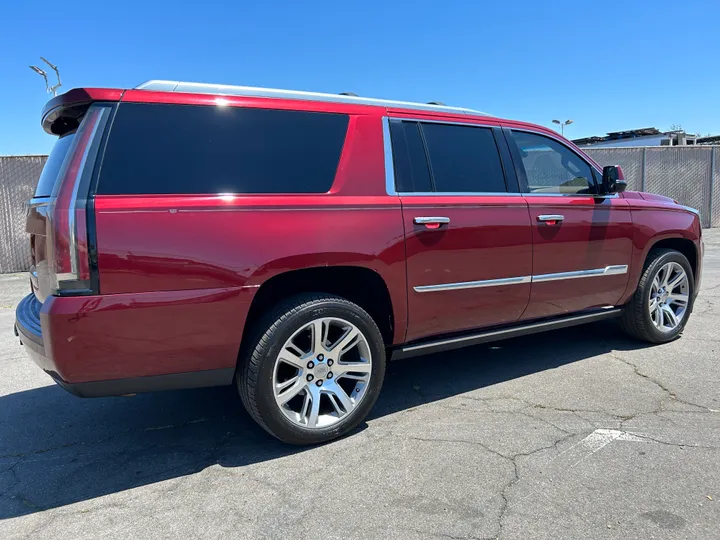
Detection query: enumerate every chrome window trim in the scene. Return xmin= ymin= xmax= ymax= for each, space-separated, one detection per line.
xmin=393 ymin=191 xmax=614 ymax=198
xmin=414 ymin=265 xmax=628 ymax=293
xmin=398 ymin=191 xmax=523 ymax=197
xmin=387 ymin=116 xmax=501 ymax=129
xmin=522 ymin=192 xmax=619 ymax=199
xmin=136 ymin=80 xmax=489 ymax=117
xmin=382 ymin=117 xmax=399 ymax=196
xmin=382 ymin=116 xmax=615 ymax=199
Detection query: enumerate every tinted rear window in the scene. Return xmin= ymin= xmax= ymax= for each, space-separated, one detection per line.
xmin=98 ymin=104 xmax=349 ymax=195
xmin=34 ymin=133 xmax=75 ymax=197
xmin=420 ymin=123 xmax=507 ymax=193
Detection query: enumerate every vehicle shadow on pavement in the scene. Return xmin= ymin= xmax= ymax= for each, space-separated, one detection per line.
xmin=0 ymin=321 xmax=651 ymax=519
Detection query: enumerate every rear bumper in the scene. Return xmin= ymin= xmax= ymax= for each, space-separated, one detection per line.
xmin=14 ymin=287 xmax=254 ymax=397
xmin=15 ymin=293 xmax=48 ymax=363
xmin=53 ymin=369 xmax=234 ymax=398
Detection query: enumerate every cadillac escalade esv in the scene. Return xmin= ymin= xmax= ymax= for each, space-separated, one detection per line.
xmin=15 ymin=81 xmax=703 ymax=444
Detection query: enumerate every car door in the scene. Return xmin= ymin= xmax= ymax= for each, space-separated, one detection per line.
xmin=387 ymin=117 xmax=533 ymax=342
xmin=502 ymin=127 xmax=634 ymax=320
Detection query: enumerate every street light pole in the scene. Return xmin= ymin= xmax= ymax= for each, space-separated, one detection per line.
xmin=552 ymin=119 xmax=574 ymax=137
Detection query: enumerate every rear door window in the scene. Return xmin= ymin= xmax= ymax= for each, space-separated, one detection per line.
xmin=97 ymin=104 xmax=349 ymax=195
xmin=389 ymin=120 xmax=433 ymax=193
xmin=420 ymin=123 xmax=507 ymax=193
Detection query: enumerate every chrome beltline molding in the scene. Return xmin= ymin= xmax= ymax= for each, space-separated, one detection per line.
xmin=414 ymin=265 xmax=628 ymax=293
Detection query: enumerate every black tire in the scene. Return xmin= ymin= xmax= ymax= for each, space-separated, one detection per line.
xmin=237 ymin=293 xmax=386 ymax=445
xmin=620 ymin=248 xmax=695 ymax=343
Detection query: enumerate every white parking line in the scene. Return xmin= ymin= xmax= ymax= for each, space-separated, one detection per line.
xmin=554 ymin=429 xmax=647 ymax=469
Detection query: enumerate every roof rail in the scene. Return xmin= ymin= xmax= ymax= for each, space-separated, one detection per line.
xmin=134 ymin=80 xmax=489 ymax=117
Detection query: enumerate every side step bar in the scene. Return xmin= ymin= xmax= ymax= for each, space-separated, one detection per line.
xmin=391 ymin=307 xmax=622 ymax=360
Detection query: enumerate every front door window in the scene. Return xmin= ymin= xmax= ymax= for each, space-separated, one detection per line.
xmin=512 ymin=131 xmax=596 ymax=195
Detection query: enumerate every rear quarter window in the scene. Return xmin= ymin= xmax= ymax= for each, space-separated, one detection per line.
xmin=97 ymin=104 xmax=349 ymax=195
xmin=34 ymin=133 xmax=75 ymax=197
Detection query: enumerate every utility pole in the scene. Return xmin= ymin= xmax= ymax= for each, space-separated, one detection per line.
xmin=29 ymin=57 xmax=62 ymax=96
xmin=552 ymin=119 xmax=574 ymax=137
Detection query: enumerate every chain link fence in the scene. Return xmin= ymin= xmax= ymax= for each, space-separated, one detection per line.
xmin=0 ymin=148 xmax=719 ymax=273
xmin=585 ymin=146 xmax=719 ymax=228
xmin=0 ymin=156 xmax=47 ymax=273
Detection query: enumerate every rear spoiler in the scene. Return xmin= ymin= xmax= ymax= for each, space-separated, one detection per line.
xmin=42 ymin=88 xmax=124 ymax=135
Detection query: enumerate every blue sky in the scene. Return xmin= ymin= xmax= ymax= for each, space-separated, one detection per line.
xmin=1 ymin=0 xmax=718 ymax=155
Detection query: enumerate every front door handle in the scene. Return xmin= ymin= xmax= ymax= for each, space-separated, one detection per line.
xmin=537 ymin=214 xmax=564 ymax=225
xmin=414 ymin=216 xmax=450 ymax=229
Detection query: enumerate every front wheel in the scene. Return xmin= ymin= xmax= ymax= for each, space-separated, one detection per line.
xmin=237 ymin=294 xmax=386 ymax=445
xmin=620 ymin=249 xmax=695 ymax=343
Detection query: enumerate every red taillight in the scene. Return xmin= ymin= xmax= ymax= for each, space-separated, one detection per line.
xmin=48 ymin=106 xmax=109 ymax=294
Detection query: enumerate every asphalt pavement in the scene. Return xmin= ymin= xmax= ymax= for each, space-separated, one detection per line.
xmin=1 ymin=229 xmax=719 ymax=539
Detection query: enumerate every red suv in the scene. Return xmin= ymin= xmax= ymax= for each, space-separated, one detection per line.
xmin=16 ymin=81 xmax=703 ymax=444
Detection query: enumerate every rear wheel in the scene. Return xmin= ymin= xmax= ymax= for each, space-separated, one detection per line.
xmin=237 ymin=294 xmax=386 ymax=445
xmin=620 ymin=249 xmax=694 ymax=343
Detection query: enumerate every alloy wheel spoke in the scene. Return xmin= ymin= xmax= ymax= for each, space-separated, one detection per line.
xmin=338 ymin=373 xmax=369 ymax=382
xmin=307 ymin=391 xmax=321 ymax=427
xmin=311 ymin=319 xmax=328 ymax=354
xmin=275 ymin=377 xmax=306 ymax=406
xmin=330 ymin=327 xmax=360 ymax=357
xmin=336 ymin=361 xmax=372 ymax=375
xmin=278 ymin=347 xmax=306 ymax=369
xmin=662 ymin=305 xmax=679 ymax=328
xmin=328 ymin=384 xmax=354 ymax=415
xmin=668 ymin=293 xmax=689 ymax=306
xmin=300 ymin=391 xmax=312 ymax=421
xmin=649 ymin=298 xmax=659 ymax=313
xmin=651 ymin=308 xmax=661 ymax=328
xmin=667 ymin=272 xmax=686 ymax=291
xmin=651 ymin=275 xmax=661 ymax=293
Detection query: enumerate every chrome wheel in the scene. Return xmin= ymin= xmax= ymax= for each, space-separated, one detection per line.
xmin=649 ymin=262 xmax=689 ymax=332
xmin=273 ymin=317 xmax=372 ymax=429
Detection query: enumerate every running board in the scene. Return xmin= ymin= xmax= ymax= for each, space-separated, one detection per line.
xmin=391 ymin=308 xmax=622 ymax=360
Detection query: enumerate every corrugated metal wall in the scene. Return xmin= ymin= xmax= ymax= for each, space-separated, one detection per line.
xmin=0 ymin=148 xmax=718 ymax=273
xmin=0 ymin=156 xmax=47 ymax=273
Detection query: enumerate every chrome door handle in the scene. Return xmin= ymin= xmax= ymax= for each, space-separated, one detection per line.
xmin=414 ymin=217 xmax=450 ymax=229
xmin=537 ymin=214 xmax=564 ymax=224
xmin=414 ymin=217 xmax=450 ymax=225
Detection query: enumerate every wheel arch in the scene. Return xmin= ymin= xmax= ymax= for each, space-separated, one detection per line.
xmin=620 ymin=233 xmax=700 ymax=306
xmin=241 ymin=265 xmax=399 ymax=351
xmin=645 ymin=236 xmax=698 ymax=281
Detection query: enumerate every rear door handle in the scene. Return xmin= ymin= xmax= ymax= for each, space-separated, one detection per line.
xmin=537 ymin=214 xmax=564 ymax=225
xmin=414 ymin=216 xmax=450 ymax=229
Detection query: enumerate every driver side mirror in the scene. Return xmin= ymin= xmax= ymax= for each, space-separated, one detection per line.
xmin=602 ymin=165 xmax=627 ymax=194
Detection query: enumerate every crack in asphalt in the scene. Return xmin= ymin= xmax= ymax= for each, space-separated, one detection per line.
xmin=389 ymin=525 xmax=486 ymax=540
xmin=397 ymin=429 xmax=580 ymax=539
xmin=608 ymin=350 xmax=718 ymax=415
xmin=628 ymin=432 xmax=720 ymax=450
